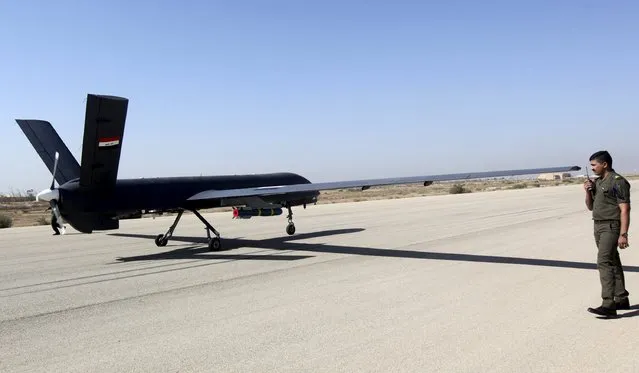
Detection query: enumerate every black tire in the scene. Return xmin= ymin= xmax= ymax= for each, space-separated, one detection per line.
xmin=286 ymin=223 xmax=296 ymax=235
xmin=155 ymin=234 xmax=167 ymax=247
xmin=209 ymin=237 xmax=221 ymax=251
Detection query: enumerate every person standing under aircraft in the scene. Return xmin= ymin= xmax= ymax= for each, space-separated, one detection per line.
xmin=584 ymin=150 xmax=631 ymax=317
xmin=50 ymin=213 xmax=61 ymax=235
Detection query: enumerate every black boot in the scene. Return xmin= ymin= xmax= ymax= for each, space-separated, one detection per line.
xmin=615 ymin=298 xmax=630 ymax=310
xmin=587 ymin=306 xmax=617 ymax=317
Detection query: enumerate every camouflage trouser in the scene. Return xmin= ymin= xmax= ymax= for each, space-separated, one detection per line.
xmin=594 ymin=220 xmax=629 ymax=308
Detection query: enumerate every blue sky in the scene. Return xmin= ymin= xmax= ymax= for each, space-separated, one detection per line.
xmin=1 ymin=0 xmax=638 ymax=193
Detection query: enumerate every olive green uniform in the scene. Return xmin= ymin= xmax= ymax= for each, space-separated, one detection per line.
xmin=591 ymin=171 xmax=631 ymax=308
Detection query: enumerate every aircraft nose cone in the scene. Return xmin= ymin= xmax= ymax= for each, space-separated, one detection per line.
xmin=36 ymin=188 xmax=59 ymax=202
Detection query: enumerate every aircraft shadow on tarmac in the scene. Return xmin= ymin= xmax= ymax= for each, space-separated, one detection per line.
xmin=110 ymin=228 xmax=364 ymax=262
xmin=110 ymin=228 xmax=639 ymax=275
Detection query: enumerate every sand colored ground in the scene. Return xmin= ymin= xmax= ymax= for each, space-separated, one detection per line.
xmin=1 ymin=180 xmax=638 ymax=372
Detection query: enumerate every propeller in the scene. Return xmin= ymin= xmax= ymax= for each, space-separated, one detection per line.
xmin=36 ymin=151 xmax=65 ymax=235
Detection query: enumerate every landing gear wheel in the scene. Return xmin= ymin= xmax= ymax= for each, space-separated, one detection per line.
xmin=286 ymin=223 xmax=296 ymax=236
xmin=155 ymin=234 xmax=168 ymax=247
xmin=155 ymin=210 xmax=182 ymax=247
xmin=208 ymin=236 xmax=221 ymax=251
xmin=285 ymin=204 xmax=296 ymax=236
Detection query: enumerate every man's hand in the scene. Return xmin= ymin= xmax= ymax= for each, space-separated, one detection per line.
xmin=619 ymin=202 xmax=630 ymax=249
xmin=584 ymin=179 xmax=595 ymax=210
xmin=619 ymin=234 xmax=629 ymax=249
xmin=584 ymin=179 xmax=594 ymax=192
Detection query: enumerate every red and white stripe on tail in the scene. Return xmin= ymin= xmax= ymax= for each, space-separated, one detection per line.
xmin=98 ymin=137 xmax=120 ymax=147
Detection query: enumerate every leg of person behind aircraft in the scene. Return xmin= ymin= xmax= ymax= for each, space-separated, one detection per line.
xmin=51 ymin=214 xmax=60 ymax=235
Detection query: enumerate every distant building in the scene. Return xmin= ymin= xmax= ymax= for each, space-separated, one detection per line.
xmin=537 ymin=172 xmax=572 ymax=181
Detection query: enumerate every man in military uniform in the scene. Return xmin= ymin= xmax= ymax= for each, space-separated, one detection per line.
xmin=584 ymin=150 xmax=631 ymax=317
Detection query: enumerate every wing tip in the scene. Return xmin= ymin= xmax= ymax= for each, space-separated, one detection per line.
xmin=15 ymin=119 xmax=51 ymax=125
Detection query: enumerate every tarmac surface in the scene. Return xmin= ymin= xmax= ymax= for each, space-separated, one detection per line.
xmin=1 ymin=182 xmax=638 ymax=372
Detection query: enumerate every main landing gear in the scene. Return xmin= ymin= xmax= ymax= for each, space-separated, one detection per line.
xmin=154 ymin=205 xmax=298 ymax=250
xmin=154 ymin=209 xmax=222 ymax=251
xmin=285 ymin=205 xmax=296 ymax=236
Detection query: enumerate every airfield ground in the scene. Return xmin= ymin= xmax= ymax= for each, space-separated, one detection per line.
xmin=1 ymin=180 xmax=638 ymax=372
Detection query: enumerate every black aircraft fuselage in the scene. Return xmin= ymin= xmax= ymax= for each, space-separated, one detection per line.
xmin=55 ymin=173 xmax=318 ymax=233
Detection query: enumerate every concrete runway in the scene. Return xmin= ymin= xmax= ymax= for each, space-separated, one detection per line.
xmin=1 ymin=182 xmax=638 ymax=372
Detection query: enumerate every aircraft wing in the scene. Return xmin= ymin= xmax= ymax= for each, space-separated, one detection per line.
xmin=187 ymin=165 xmax=581 ymax=201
